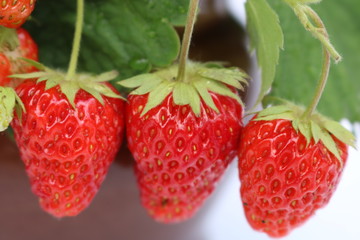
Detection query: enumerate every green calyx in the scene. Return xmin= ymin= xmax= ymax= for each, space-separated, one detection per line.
xmin=255 ymin=103 xmax=356 ymax=164
xmin=119 ymin=61 xmax=248 ymax=116
xmin=0 ymin=27 xmax=19 ymax=51
xmin=10 ymin=59 xmax=123 ymax=108
xmin=0 ymin=87 xmax=24 ymax=132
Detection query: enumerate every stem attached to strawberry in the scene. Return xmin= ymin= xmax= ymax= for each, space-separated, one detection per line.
xmin=300 ymin=7 xmax=337 ymax=119
xmin=176 ymin=0 xmax=200 ymax=83
xmin=302 ymin=50 xmax=330 ymax=118
xmin=66 ymin=0 xmax=84 ymax=80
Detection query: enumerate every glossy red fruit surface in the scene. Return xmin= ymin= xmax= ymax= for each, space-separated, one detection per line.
xmin=11 ymin=80 xmax=125 ymax=217
xmin=0 ymin=0 xmax=36 ymax=28
xmin=13 ymin=28 xmax=38 ymax=72
xmin=0 ymin=53 xmax=11 ymax=85
xmin=127 ymin=93 xmax=243 ymax=223
xmin=0 ymin=28 xmax=38 ymax=86
xmin=238 ymin=118 xmax=348 ymax=237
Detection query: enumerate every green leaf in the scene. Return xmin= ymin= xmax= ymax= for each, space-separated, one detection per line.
xmin=205 ymin=80 xmax=242 ymax=106
xmin=323 ymin=120 xmax=356 ymax=147
xmin=292 ymin=118 xmax=300 ymax=132
xmin=255 ymin=112 xmax=294 ymax=121
xmin=197 ymin=68 xmax=247 ymax=90
xmin=173 ymin=82 xmax=192 ymax=106
xmin=0 ymin=87 xmax=17 ymax=132
xmin=92 ymin=71 xmax=119 ymax=82
xmin=19 ymin=58 xmax=47 ymax=71
xmin=119 ymin=73 xmax=163 ymax=89
xmin=14 ymin=92 xmax=25 ymax=112
xmin=268 ymin=0 xmax=360 ymax=122
xmin=10 ymin=72 xmax=49 ymax=79
xmin=45 ymin=79 xmax=59 ymax=90
xmin=298 ymin=121 xmax=312 ymax=144
xmin=172 ymin=81 xmax=202 ymax=116
xmin=26 ymin=0 xmax=189 ymax=87
xmin=319 ymin=130 xmax=341 ymax=161
xmin=257 ymin=105 xmax=293 ymax=118
xmin=310 ymin=120 xmax=322 ymax=143
xmin=131 ymin=77 xmax=164 ymax=95
xmin=81 ymin=85 xmax=104 ymax=105
xmin=141 ymin=81 xmax=174 ymax=116
xmin=94 ymin=84 xmax=122 ymax=99
xmin=193 ymin=80 xmax=219 ymax=113
xmin=246 ymin=0 xmax=284 ymax=107
xmin=60 ymin=82 xmax=80 ymax=108
xmin=187 ymin=85 xmax=201 ymax=116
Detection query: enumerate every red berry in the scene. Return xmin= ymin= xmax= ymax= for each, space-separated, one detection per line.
xmin=14 ymin=28 xmax=38 ymax=72
xmin=127 ymin=92 xmax=243 ymax=223
xmin=0 ymin=28 xmax=38 ymax=86
xmin=0 ymin=0 xmax=36 ymax=28
xmin=11 ymin=79 xmax=125 ymax=217
xmin=0 ymin=53 xmax=11 ymax=85
xmin=238 ymin=118 xmax=348 ymax=237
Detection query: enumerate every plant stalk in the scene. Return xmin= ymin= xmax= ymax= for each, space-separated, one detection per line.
xmin=302 ymin=6 xmax=332 ymax=118
xmin=176 ymin=0 xmax=199 ymax=82
xmin=66 ymin=0 xmax=84 ymax=80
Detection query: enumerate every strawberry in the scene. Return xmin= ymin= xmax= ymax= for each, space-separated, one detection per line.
xmin=238 ymin=105 xmax=355 ymax=237
xmin=127 ymin=92 xmax=242 ymax=222
xmin=0 ymin=0 xmax=36 ymax=28
xmin=121 ymin=62 xmax=247 ymax=222
xmin=11 ymin=77 xmax=125 ymax=217
xmin=120 ymin=0 xmax=247 ymax=222
xmin=7 ymin=0 xmax=126 ymax=217
xmin=0 ymin=28 xmax=38 ymax=86
xmin=0 ymin=53 xmax=11 ymax=85
xmin=12 ymin=28 xmax=38 ymax=73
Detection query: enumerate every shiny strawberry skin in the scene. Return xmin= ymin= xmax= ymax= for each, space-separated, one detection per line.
xmin=0 ymin=53 xmax=11 ymax=85
xmin=0 ymin=28 xmax=38 ymax=86
xmin=127 ymin=93 xmax=243 ymax=223
xmin=11 ymin=80 xmax=125 ymax=217
xmin=0 ymin=0 xmax=36 ymax=28
xmin=238 ymin=118 xmax=348 ymax=237
xmin=13 ymin=28 xmax=38 ymax=73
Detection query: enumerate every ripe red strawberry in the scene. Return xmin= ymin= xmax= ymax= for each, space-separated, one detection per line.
xmin=122 ymin=62 xmax=247 ymax=223
xmin=0 ymin=0 xmax=36 ymax=28
xmin=0 ymin=53 xmax=11 ymax=85
xmin=238 ymin=110 xmax=354 ymax=237
xmin=0 ymin=28 xmax=38 ymax=86
xmin=12 ymin=28 xmax=38 ymax=72
xmin=11 ymin=79 xmax=125 ymax=217
xmin=119 ymin=0 xmax=247 ymax=221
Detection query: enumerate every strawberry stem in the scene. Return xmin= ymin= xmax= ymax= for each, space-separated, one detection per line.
xmin=176 ymin=0 xmax=199 ymax=83
xmin=302 ymin=7 xmax=332 ymax=118
xmin=66 ymin=0 xmax=84 ymax=80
